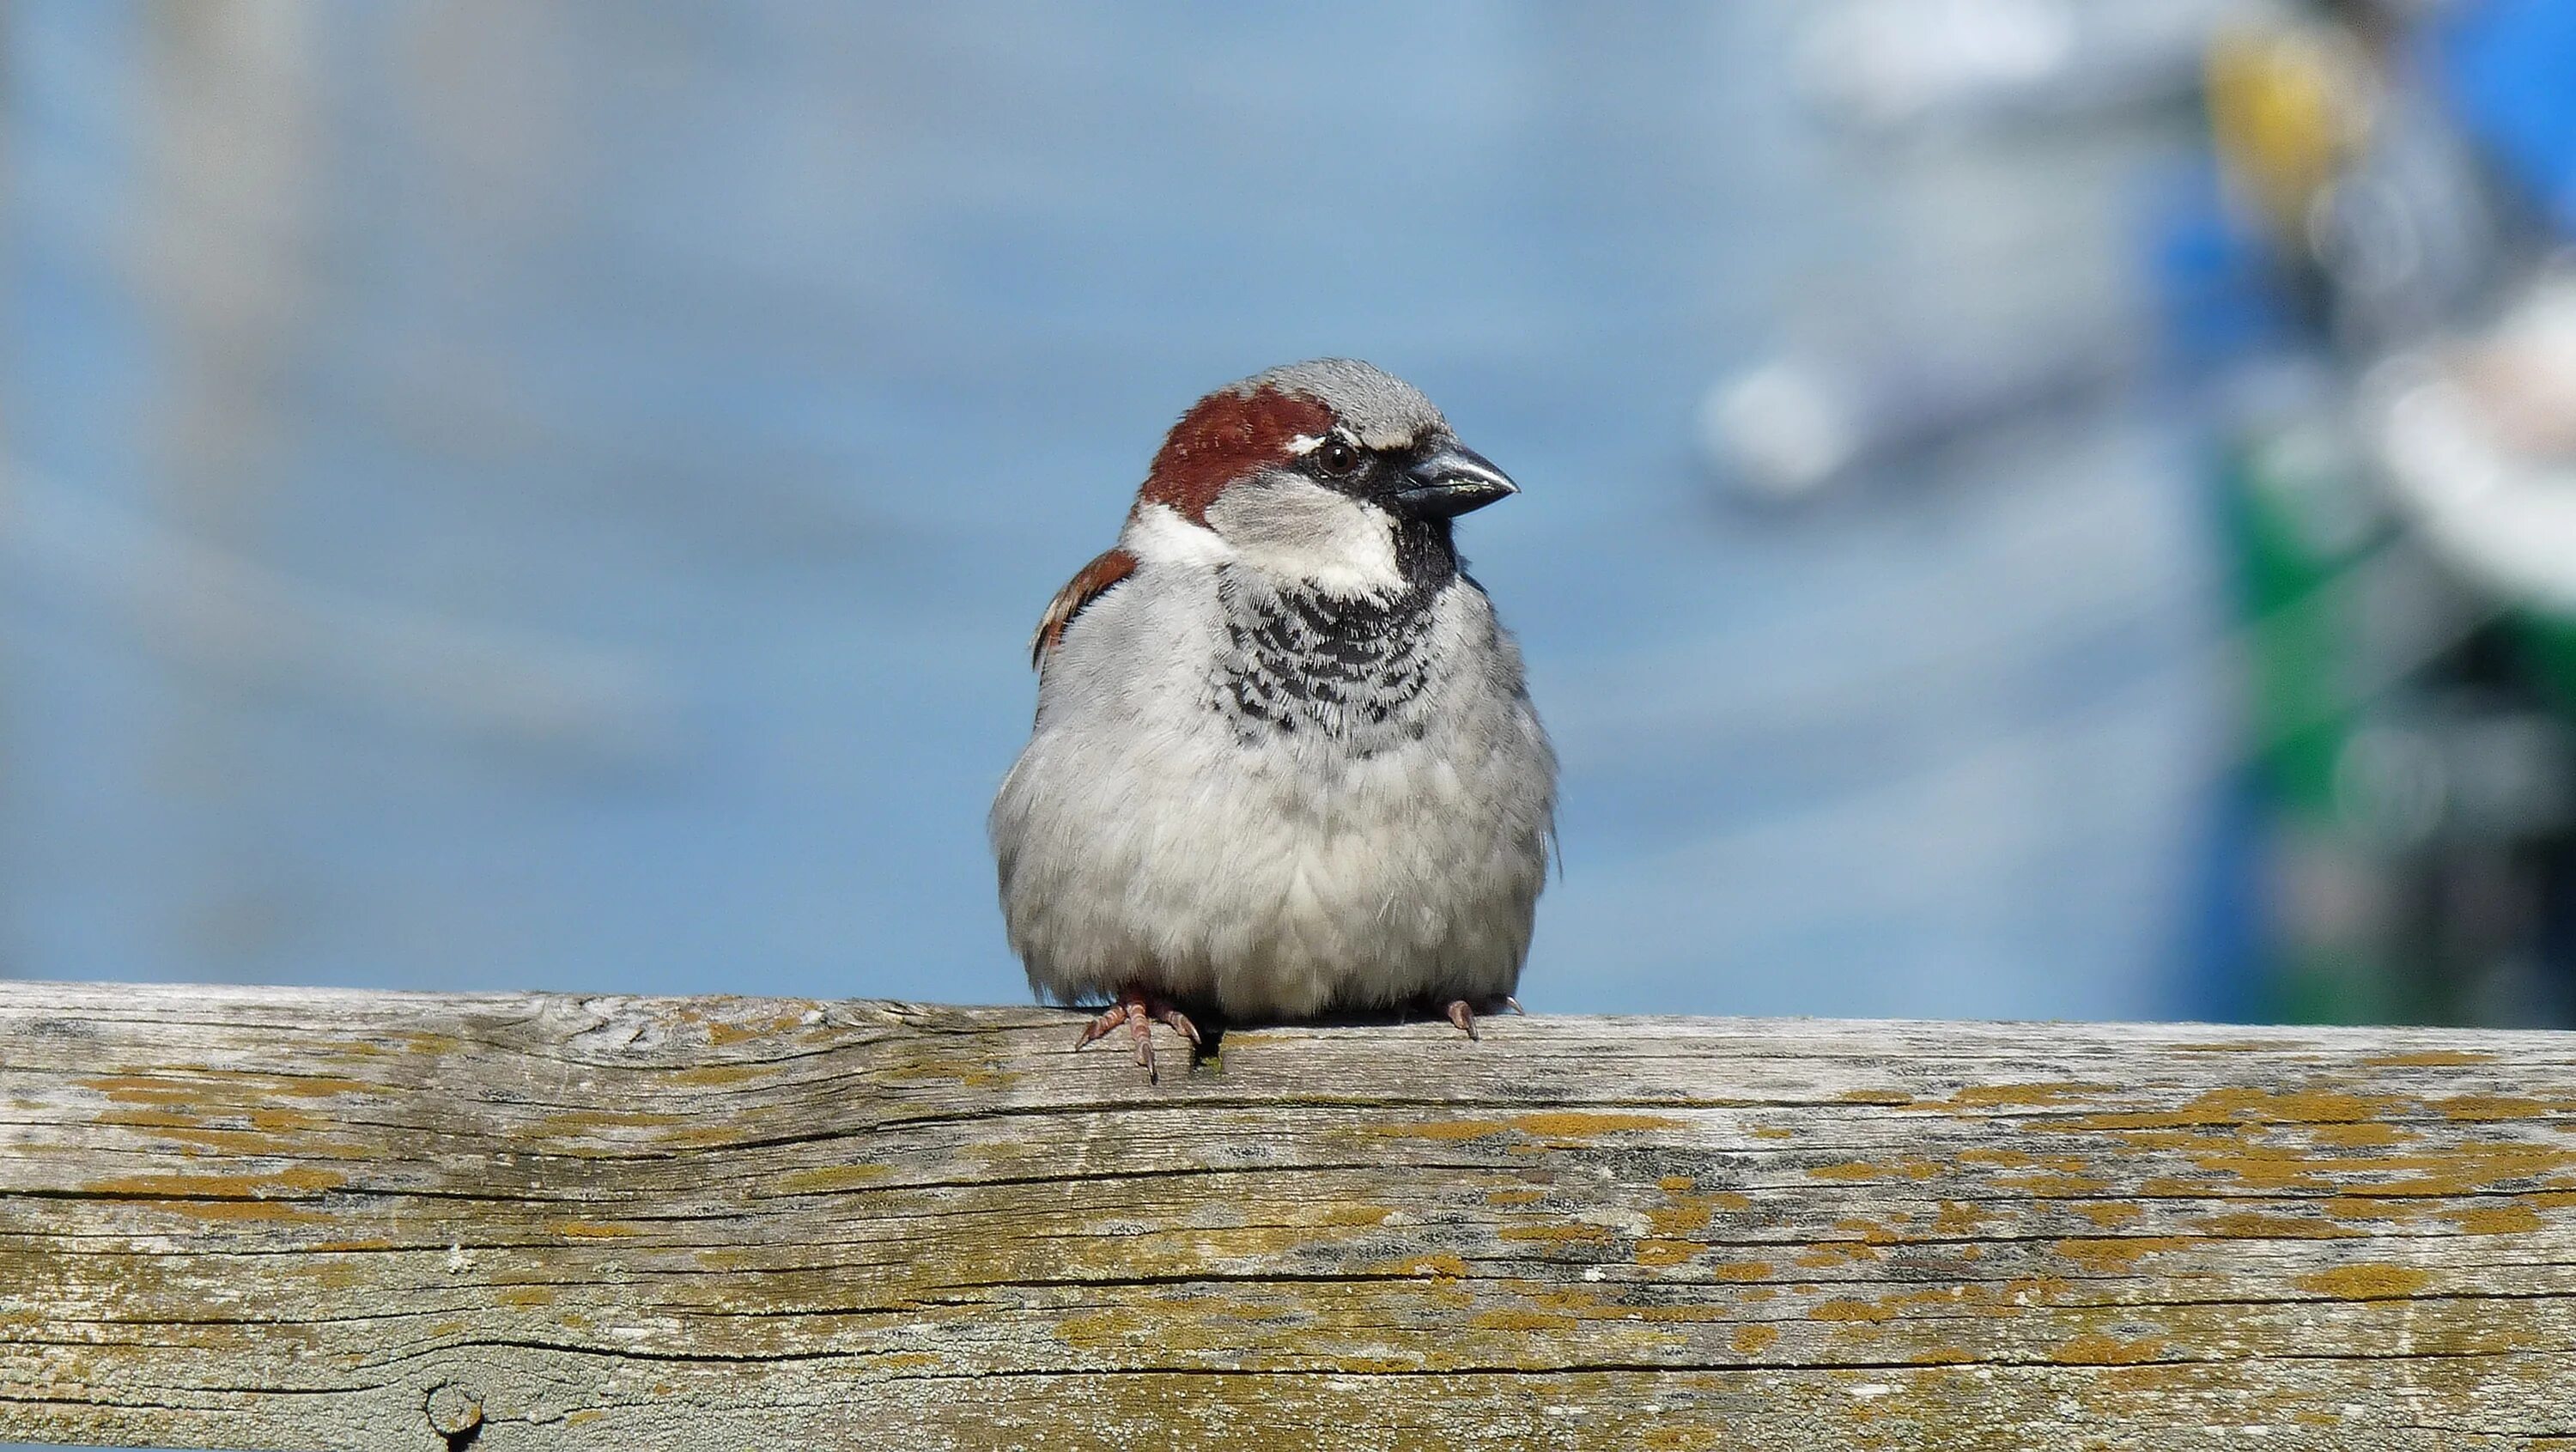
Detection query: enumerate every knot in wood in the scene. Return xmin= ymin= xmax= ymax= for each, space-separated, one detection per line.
xmin=424 ymin=1382 xmax=483 ymax=1437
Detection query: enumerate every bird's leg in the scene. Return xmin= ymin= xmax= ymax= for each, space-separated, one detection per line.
xmin=1443 ymin=995 xmax=1525 ymax=1042
xmin=1072 ymin=987 xmax=1201 ymax=1084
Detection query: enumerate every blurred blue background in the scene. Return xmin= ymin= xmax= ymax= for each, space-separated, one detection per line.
xmin=11 ymin=0 xmax=2576 ymax=1027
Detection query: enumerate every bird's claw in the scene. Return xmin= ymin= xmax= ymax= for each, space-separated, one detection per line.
xmin=1445 ymin=995 xmax=1523 ymax=1041
xmin=1072 ymin=991 xmax=1200 ymax=1083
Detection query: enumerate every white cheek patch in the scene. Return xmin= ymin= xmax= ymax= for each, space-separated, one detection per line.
xmin=1205 ymin=474 xmax=1404 ymax=596
xmin=1122 ymin=501 xmax=1234 ymax=569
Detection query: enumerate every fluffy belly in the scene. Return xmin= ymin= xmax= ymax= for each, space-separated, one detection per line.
xmin=998 ymin=732 xmax=1539 ymax=1019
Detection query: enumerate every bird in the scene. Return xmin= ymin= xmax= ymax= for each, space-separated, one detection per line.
xmin=990 ymin=359 xmax=1557 ymax=1081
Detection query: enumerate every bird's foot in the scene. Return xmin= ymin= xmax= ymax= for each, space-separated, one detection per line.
xmin=1444 ymin=995 xmax=1525 ymax=1042
xmin=1072 ymin=989 xmax=1202 ymax=1084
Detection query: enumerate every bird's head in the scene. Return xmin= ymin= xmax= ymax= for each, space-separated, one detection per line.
xmin=1132 ymin=359 xmax=1516 ymax=595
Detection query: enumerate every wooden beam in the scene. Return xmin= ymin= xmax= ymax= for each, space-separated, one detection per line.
xmin=3 ymin=981 xmax=2575 ymax=1449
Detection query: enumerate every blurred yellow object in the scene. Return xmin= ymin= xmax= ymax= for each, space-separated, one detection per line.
xmin=2205 ymin=24 xmax=2374 ymax=234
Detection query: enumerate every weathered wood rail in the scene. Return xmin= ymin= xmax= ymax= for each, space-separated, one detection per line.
xmin=4 ymin=982 xmax=2576 ymax=1449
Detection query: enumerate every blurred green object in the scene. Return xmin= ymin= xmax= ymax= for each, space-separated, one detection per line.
xmin=2220 ymin=412 xmax=2402 ymax=1024
xmin=2224 ymin=418 xmax=2382 ymax=819
xmin=2222 ymin=398 xmax=2576 ymax=1029
xmin=2516 ymin=612 xmax=2576 ymax=718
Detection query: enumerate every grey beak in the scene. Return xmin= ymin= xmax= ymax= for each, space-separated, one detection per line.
xmin=1388 ymin=443 xmax=1518 ymax=519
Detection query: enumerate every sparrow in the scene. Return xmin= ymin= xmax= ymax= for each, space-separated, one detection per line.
xmin=990 ymin=360 xmax=1557 ymax=1080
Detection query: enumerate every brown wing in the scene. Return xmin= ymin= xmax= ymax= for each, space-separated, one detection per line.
xmin=1030 ymin=547 xmax=1137 ymax=668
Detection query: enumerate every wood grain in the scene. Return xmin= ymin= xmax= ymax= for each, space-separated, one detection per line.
xmin=4 ymin=981 xmax=2576 ymax=1449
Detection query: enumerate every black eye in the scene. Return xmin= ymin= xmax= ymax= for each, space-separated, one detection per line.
xmin=1315 ymin=438 xmax=1361 ymax=477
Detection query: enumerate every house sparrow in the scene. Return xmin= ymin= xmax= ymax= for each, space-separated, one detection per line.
xmin=991 ymin=360 xmax=1556 ymax=1080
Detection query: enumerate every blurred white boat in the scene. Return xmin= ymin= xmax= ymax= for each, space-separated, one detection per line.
xmin=2370 ymin=266 xmax=2576 ymax=618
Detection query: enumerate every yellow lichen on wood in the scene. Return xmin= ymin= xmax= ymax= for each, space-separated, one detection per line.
xmin=2293 ymin=1264 xmax=2433 ymax=1300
